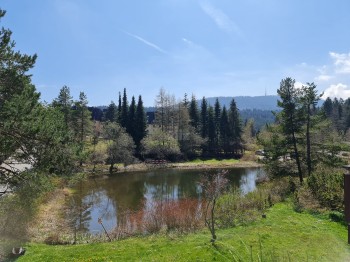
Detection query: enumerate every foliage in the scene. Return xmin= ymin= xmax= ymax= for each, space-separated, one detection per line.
xmin=104 ymin=122 xmax=135 ymax=173
xmin=51 ymin=85 xmax=73 ymax=128
xmin=134 ymin=95 xmax=147 ymax=153
xmin=307 ymin=165 xmax=344 ymax=211
xmin=104 ymin=101 xmax=117 ymax=122
xmin=0 ymin=10 xmax=76 ymax=191
xmin=141 ymin=127 xmax=181 ymax=160
xmin=276 ymin=77 xmax=304 ymax=183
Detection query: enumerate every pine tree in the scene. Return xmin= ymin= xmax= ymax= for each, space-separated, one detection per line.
xmin=189 ymin=94 xmax=200 ymax=132
xmin=228 ymin=99 xmax=242 ymax=155
xmin=117 ymin=92 xmax=122 ymax=123
xmin=121 ymin=88 xmax=129 ymax=128
xmin=277 ymin=77 xmax=303 ymax=184
xmin=207 ymin=106 xmax=216 ymax=154
xmin=72 ymin=92 xmax=92 ymax=165
xmin=52 ymin=85 xmax=73 ymax=128
xmin=200 ymin=97 xmax=208 ymax=139
xmin=127 ymin=95 xmax=137 ymax=141
xmin=105 ymin=101 xmax=117 ymax=122
xmin=300 ymin=82 xmax=322 ymax=176
xmin=220 ymin=106 xmax=230 ymax=154
xmin=214 ymin=98 xmax=221 ymax=153
xmin=135 ymin=95 xmax=147 ymax=153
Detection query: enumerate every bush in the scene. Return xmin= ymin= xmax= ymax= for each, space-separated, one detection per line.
xmin=307 ymin=165 xmax=343 ymax=211
xmin=216 ymin=178 xmax=291 ymax=228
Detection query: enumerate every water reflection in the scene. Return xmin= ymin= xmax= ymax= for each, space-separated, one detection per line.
xmin=69 ymin=168 xmax=263 ymax=234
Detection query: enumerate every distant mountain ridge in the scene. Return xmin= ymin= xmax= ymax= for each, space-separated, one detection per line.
xmin=206 ymin=95 xmax=279 ymax=111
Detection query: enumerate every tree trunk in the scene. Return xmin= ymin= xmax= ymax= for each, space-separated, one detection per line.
xmin=292 ymin=131 xmax=303 ymax=184
xmin=306 ymin=106 xmax=311 ymax=177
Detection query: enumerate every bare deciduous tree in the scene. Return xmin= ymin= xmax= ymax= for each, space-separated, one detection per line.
xmin=200 ymin=170 xmax=229 ymax=243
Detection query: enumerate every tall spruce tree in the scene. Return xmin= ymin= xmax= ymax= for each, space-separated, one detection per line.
xmin=220 ymin=106 xmax=230 ymax=154
xmin=200 ymin=97 xmax=208 ymax=139
xmin=135 ymin=95 xmax=147 ymax=153
xmin=214 ymin=98 xmax=221 ymax=152
xmin=117 ymin=91 xmax=122 ymax=123
xmin=127 ymin=95 xmax=137 ymax=141
xmin=189 ymin=94 xmax=200 ymax=132
xmin=228 ymin=99 xmax=242 ymax=155
xmin=207 ymin=106 xmax=216 ymax=154
xmin=121 ymin=88 xmax=129 ymax=128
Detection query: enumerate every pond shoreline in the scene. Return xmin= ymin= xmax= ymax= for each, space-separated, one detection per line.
xmin=87 ymin=160 xmax=263 ymax=176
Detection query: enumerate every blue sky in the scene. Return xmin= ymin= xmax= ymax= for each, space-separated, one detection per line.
xmin=2 ymin=0 xmax=350 ymax=106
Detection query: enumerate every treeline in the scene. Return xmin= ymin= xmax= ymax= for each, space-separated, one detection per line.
xmin=323 ymin=97 xmax=350 ymax=135
xmin=150 ymin=88 xmax=243 ymax=159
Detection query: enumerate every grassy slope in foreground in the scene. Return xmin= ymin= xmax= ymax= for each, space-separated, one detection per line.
xmin=18 ymin=202 xmax=350 ymax=262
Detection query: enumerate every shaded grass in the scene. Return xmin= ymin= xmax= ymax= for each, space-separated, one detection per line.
xmin=17 ymin=202 xmax=350 ymax=262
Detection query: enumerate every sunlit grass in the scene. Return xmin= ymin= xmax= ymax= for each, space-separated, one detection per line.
xmin=18 ymin=202 xmax=350 ymax=261
xmin=187 ymin=158 xmax=239 ymax=165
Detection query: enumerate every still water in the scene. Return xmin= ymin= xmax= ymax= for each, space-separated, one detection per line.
xmin=69 ymin=168 xmax=264 ymax=234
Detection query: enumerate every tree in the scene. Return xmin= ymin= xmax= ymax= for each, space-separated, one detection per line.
xmin=300 ymin=83 xmax=322 ymax=176
xmin=90 ymin=121 xmax=104 ymax=172
xmin=228 ymin=99 xmax=242 ymax=155
xmin=220 ymin=106 xmax=230 ymax=154
xmin=242 ymin=119 xmax=256 ymax=151
xmin=200 ymin=97 xmax=208 ymax=139
xmin=134 ymin=95 xmax=147 ymax=154
xmin=127 ymin=95 xmax=136 ymax=140
xmin=207 ymin=106 xmax=216 ymax=154
xmin=214 ymin=98 xmax=221 ymax=152
xmin=200 ymin=170 xmax=229 ymax=243
xmin=104 ymin=123 xmax=135 ymax=174
xmin=141 ymin=127 xmax=181 ymax=160
xmin=52 ymin=85 xmax=73 ymax=128
xmin=120 ymin=88 xmax=129 ymax=128
xmin=277 ymin=78 xmax=304 ymax=184
xmin=0 ymin=9 xmax=74 ymax=193
xmin=189 ymin=94 xmax=200 ymax=132
xmin=105 ymin=101 xmax=117 ymax=122
xmin=72 ymin=92 xmax=92 ymax=166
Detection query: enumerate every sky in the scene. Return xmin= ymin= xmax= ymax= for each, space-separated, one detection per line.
xmin=2 ymin=0 xmax=350 ymax=106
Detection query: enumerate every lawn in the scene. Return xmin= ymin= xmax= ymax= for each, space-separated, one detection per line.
xmin=17 ymin=202 xmax=350 ymax=261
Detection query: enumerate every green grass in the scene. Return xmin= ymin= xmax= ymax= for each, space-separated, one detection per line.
xmin=17 ymin=202 xmax=350 ymax=262
xmin=187 ymin=158 xmax=240 ymax=165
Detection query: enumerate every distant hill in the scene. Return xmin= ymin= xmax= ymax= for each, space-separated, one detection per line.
xmin=206 ymin=96 xmax=279 ymax=111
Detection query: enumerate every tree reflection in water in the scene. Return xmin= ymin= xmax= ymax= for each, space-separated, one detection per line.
xmin=67 ymin=168 xmax=263 ymax=234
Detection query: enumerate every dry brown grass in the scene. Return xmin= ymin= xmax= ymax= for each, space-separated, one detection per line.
xmin=27 ymin=188 xmax=72 ymax=243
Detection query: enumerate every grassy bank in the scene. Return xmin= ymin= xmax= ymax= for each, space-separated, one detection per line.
xmin=17 ymin=202 xmax=350 ymax=262
xmin=87 ymin=157 xmax=262 ymax=175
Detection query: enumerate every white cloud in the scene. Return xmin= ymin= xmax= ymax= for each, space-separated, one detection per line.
xmin=323 ymin=83 xmax=350 ymax=99
xmin=329 ymin=52 xmax=350 ymax=74
xmin=315 ymin=75 xmax=333 ymax=82
xmin=295 ymin=81 xmax=305 ymax=89
xmin=123 ymin=31 xmax=167 ymax=54
xmin=200 ymin=2 xmax=242 ymax=37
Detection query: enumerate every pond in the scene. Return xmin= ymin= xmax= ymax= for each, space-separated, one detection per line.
xmin=69 ymin=167 xmax=264 ymax=234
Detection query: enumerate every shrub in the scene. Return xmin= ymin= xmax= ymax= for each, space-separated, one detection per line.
xmin=216 ymin=178 xmax=291 ymax=228
xmin=307 ymin=165 xmax=343 ymax=211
